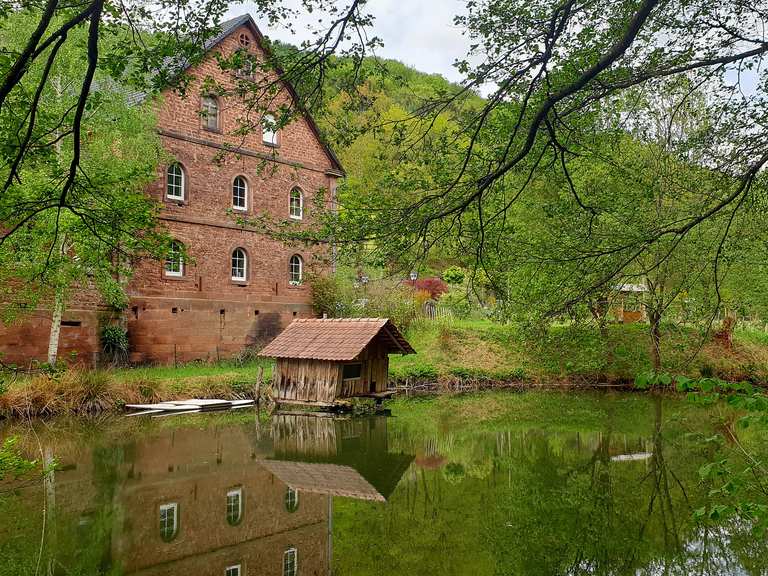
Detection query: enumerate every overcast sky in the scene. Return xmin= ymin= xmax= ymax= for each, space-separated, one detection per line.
xmin=225 ymin=0 xmax=471 ymax=83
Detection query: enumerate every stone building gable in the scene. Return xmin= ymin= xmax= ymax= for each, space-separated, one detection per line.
xmin=154 ymin=16 xmax=343 ymax=176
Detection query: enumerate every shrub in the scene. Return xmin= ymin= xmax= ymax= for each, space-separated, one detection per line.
xmin=443 ymin=462 xmax=466 ymax=484
xmin=392 ymin=362 xmax=438 ymax=381
xmin=441 ymin=290 xmax=472 ymax=319
xmin=442 ymin=266 xmax=466 ymax=285
xmin=0 ymin=437 xmax=36 ymax=480
xmin=360 ymin=282 xmax=420 ymax=331
xmin=405 ymin=277 xmax=448 ymax=300
xmin=101 ymin=325 xmax=129 ymax=366
xmin=309 ymin=273 xmax=352 ymax=318
xmin=310 ymin=273 xmax=420 ymax=330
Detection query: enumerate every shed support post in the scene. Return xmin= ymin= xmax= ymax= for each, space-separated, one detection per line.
xmin=255 ymin=366 xmax=264 ymax=404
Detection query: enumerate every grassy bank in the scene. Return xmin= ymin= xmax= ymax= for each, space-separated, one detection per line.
xmin=390 ymin=319 xmax=768 ymax=386
xmin=0 ymin=358 xmax=273 ymax=418
xmin=2 ymin=319 xmax=767 ymax=418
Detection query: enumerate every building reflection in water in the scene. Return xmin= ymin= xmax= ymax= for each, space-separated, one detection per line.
xmin=14 ymin=414 xmax=413 ymax=576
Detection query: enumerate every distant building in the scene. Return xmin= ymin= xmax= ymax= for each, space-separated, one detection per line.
xmin=0 ymin=14 xmax=344 ymax=366
xmin=612 ymin=283 xmax=648 ymax=323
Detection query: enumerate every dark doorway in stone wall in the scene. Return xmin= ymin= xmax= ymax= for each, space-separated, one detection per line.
xmin=246 ymin=311 xmax=281 ymax=348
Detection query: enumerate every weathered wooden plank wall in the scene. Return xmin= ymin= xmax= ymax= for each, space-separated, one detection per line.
xmin=274 ymin=336 xmax=394 ymax=403
xmin=275 ymin=358 xmax=341 ymax=403
xmin=272 ymin=414 xmax=338 ymax=456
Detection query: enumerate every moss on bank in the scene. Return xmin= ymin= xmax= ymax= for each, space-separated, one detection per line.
xmin=2 ymin=320 xmax=767 ymax=418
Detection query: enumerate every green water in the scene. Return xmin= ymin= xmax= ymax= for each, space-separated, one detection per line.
xmin=1 ymin=391 xmax=767 ymax=575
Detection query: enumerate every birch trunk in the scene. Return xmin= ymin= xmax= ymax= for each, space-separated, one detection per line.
xmin=47 ymin=287 xmax=65 ymax=365
xmin=47 ymin=72 xmax=65 ymax=366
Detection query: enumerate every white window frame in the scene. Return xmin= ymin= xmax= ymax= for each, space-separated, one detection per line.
xmin=164 ymin=241 xmax=184 ymax=277
xmin=262 ymin=113 xmax=278 ymax=146
xmin=166 ymin=164 xmax=185 ymax=201
xmin=225 ymin=564 xmax=241 ymax=576
xmin=226 ymin=487 xmax=243 ymax=525
xmin=289 ymin=255 xmax=303 ymax=285
xmin=284 ymin=487 xmax=299 ymax=512
xmin=232 ymin=176 xmax=248 ymax=211
xmin=159 ymin=503 xmax=178 ymax=541
xmin=231 ymin=248 xmax=247 ymax=282
xmin=283 ymin=547 xmax=297 ymax=576
xmin=202 ymin=95 xmax=219 ymax=130
xmin=289 ymin=188 xmax=303 ymax=220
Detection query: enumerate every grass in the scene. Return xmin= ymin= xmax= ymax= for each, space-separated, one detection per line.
xmin=390 ymin=318 xmax=768 ymax=385
xmin=3 ymin=318 xmax=768 ymax=419
xmin=0 ymin=358 xmax=273 ymax=419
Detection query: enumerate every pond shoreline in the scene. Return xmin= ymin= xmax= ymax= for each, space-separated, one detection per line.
xmin=0 ymin=371 xmax=668 ymax=421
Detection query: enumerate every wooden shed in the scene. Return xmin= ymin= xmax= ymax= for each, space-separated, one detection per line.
xmin=259 ymin=318 xmax=415 ymax=406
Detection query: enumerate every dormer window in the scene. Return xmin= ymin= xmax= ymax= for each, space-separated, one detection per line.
xmin=202 ymin=96 xmax=219 ymax=131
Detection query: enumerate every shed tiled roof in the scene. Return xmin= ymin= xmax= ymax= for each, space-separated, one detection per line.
xmin=259 ymin=318 xmax=415 ymax=361
xmin=262 ymin=460 xmax=386 ymax=502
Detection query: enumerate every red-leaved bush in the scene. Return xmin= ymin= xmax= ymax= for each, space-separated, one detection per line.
xmin=406 ymin=277 xmax=449 ymax=300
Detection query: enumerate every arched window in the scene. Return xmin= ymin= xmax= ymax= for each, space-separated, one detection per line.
xmin=284 ymin=486 xmax=299 ymax=512
xmin=289 ymin=255 xmax=303 ymax=285
xmin=289 ymin=188 xmax=303 ymax=220
xmin=166 ymin=163 xmax=185 ymax=200
xmin=282 ymin=547 xmax=297 ymax=576
xmin=231 ymin=248 xmax=247 ymax=281
xmin=232 ymin=176 xmax=248 ymax=211
xmin=225 ymin=565 xmax=241 ymax=576
xmin=226 ymin=487 xmax=243 ymax=525
xmin=202 ymin=95 xmax=219 ymax=130
xmin=164 ymin=240 xmax=184 ymax=277
xmin=159 ymin=503 xmax=178 ymax=542
xmin=262 ymin=113 xmax=278 ymax=146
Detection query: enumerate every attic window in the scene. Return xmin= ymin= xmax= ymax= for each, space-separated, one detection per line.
xmin=239 ymin=33 xmax=251 ymax=47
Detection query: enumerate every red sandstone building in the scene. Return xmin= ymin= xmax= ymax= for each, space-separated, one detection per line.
xmin=0 ymin=15 xmax=343 ymax=366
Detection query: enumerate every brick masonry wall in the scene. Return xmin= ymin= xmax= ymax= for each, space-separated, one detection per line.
xmin=114 ymin=425 xmax=329 ymax=575
xmin=0 ymin=21 xmax=338 ymax=366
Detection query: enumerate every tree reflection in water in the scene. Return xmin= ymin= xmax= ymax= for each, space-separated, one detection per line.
xmin=1 ymin=393 xmax=767 ymax=576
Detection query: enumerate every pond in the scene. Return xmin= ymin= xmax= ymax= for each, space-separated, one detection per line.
xmin=1 ymin=390 xmax=767 ymax=575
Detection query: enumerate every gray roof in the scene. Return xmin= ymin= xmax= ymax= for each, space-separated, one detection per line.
xmin=615 ymin=283 xmax=648 ymax=293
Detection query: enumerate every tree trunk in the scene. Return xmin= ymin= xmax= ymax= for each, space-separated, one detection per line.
xmin=649 ymin=311 xmax=662 ymax=373
xmin=588 ymin=299 xmax=614 ymax=369
xmin=47 ymin=286 xmax=65 ymax=365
